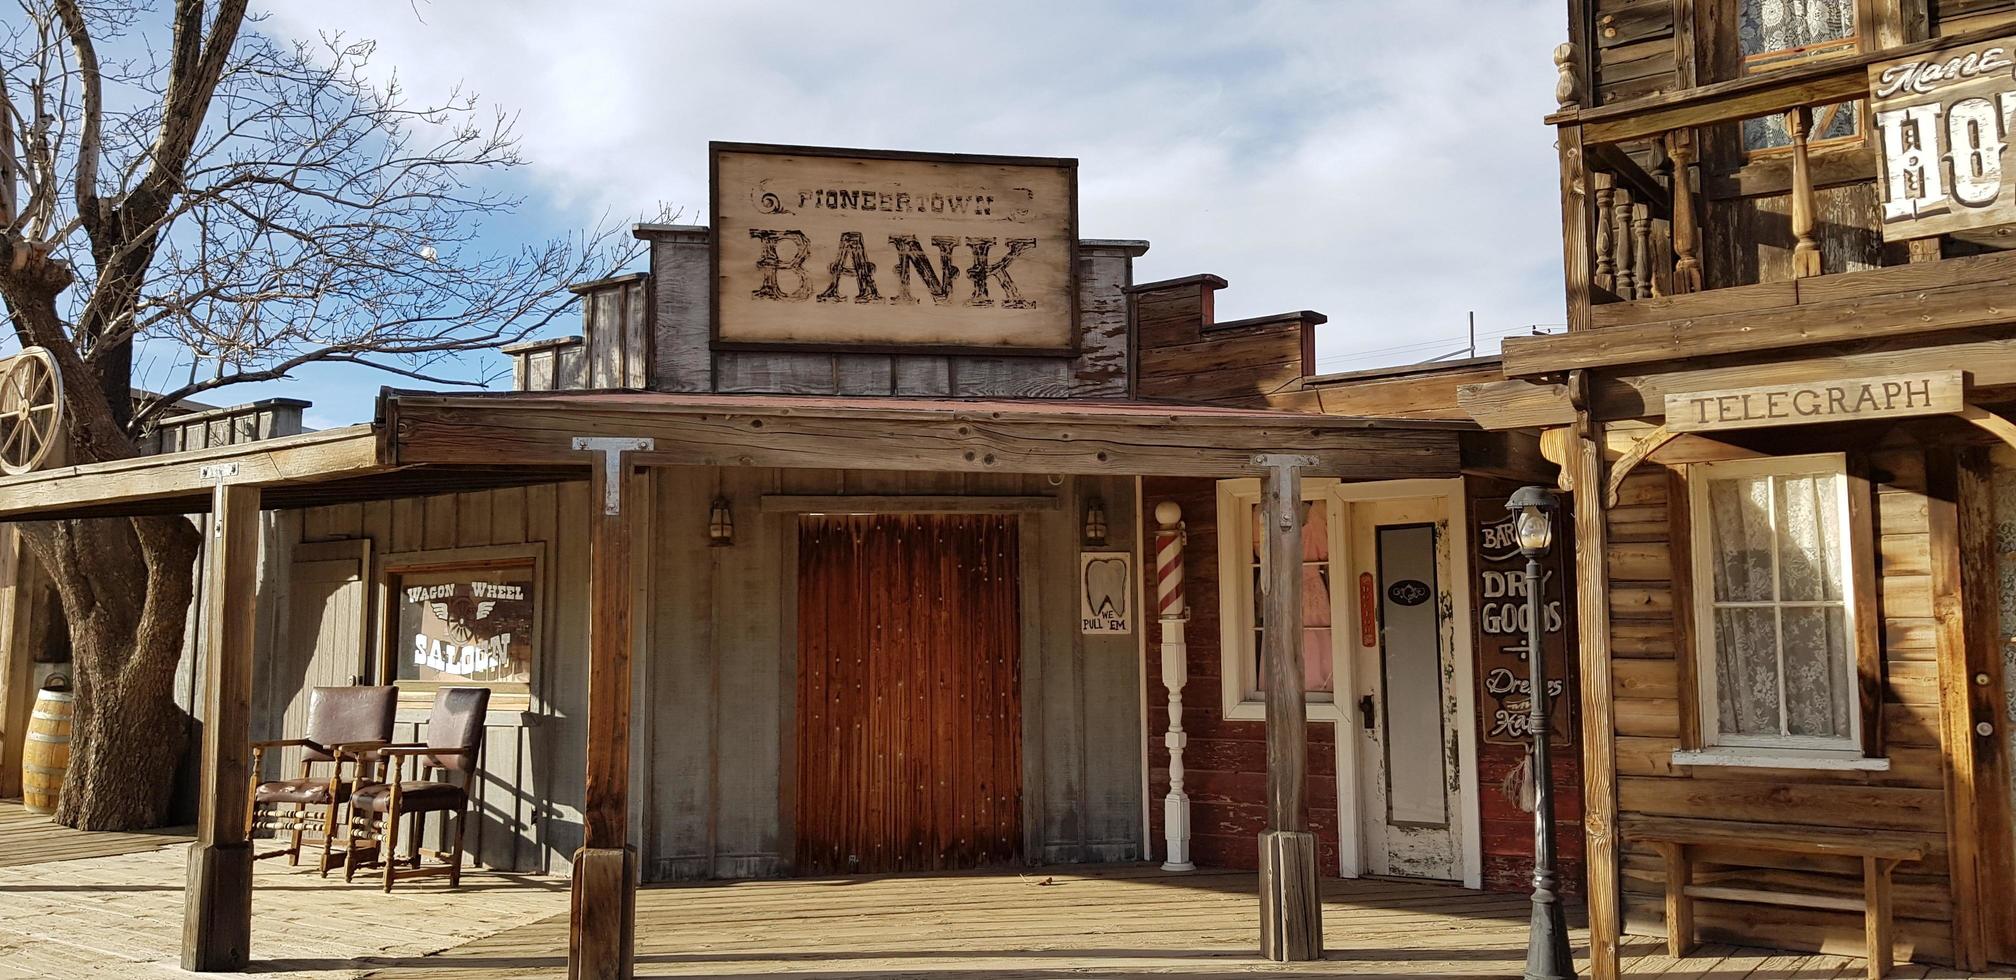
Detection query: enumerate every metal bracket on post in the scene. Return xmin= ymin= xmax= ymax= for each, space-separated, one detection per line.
xmin=573 ymin=437 xmax=653 ymax=515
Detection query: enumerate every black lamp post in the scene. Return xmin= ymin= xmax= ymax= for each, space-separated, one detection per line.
xmin=1508 ymin=485 xmax=1575 ymax=980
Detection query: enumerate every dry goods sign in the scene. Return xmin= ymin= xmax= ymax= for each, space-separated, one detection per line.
xmin=711 ymin=143 xmax=1078 ymax=354
xmin=1870 ymin=35 xmax=2016 ymax=238
xmin=1474 ymin=499 xmax=1574 ymax=746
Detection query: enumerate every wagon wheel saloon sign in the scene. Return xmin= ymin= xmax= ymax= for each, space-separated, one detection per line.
xmin=1870 ymin=33 xmax=2016 ymax=238
xmin=711 ymin=142 xmax=1079 ymax=354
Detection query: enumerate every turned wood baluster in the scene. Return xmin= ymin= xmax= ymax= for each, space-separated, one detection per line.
xmin=1593 ymin=172 xmax=1615 ymax=294
xmin=1664 ymin=129 xmax=1703 ymax=293
xmin=1632 ymin=203 xmax=1654 ymax=300
xmin=1612 ymin=184 xmax=1636 ymax=299
xmin=1787 ymin=106 xmax=1822 ymax=279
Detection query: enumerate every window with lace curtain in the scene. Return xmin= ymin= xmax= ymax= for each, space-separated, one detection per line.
xmin=1686 ymin=454 xmax=1868 ymax=759
xmin=1738 ymin=0 xmax=1863 ymax=153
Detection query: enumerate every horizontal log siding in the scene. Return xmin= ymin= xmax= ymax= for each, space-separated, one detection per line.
xmin=1602 ymin=424 xmax=1956 ymax=964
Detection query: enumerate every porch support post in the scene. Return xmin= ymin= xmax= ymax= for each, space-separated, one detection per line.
xmin=182 ymin=479 xmax=260 ymax=973
xmin=569 ymin=437 xmax=651 ymax=980
xmin=1255 ymin=454 xmax=1321 ymax=962
xmin=1154 ymin=501 xmax=1193 ymax=872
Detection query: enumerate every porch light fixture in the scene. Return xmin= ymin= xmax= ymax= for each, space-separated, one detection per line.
xmin=1082 ymin=496 xmax=1108 ymax=546
xmin=707 ymin=495 xmax=734 ymax=547
xmin=1506 ymin=486 xmax=1573 ymax=980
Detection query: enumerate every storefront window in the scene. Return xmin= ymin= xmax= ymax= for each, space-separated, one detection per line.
xmin=1690 ymin=454 xmax=1859 ymax=753
xmin=1248 ymin=499 xmax=1336 ymax=695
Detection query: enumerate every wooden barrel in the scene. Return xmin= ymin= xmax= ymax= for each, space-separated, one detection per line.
xmin=22 ymin=686 xmax=73 ymax=815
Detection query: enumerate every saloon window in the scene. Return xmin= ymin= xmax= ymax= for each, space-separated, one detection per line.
xmin=378 ymin=544 xmax=544 ymax=704
xmin=1685 ymin=454 xmax=1873 ymax=762
xmin=1737 ymin=0 xmax=1863 ymax=152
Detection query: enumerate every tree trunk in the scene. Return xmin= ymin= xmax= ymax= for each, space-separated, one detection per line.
xmin=20 ymin=513 xmax=201 ymax=830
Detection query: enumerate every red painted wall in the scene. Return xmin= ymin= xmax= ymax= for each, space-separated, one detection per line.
xmin=1139 ymin=475 xmax=1586 ymax=894
xmin=1142 ymin=477 xmax=1343 ymax=874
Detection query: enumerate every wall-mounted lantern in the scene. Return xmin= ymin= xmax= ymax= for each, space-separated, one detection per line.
xmin=708 ymin=495 xmax=734 ymax=547
xmin=1082 ymin=496 xmax=1108 ymax=546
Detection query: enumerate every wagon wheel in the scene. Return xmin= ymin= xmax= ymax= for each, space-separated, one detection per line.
xmin=0 ymin=347 xmax=63 ymax=476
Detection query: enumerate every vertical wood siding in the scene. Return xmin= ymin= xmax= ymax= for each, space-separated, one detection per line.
xmin=794 ymin=514 xmax=1023 ymax=874
xmin=257 ymin=468 xmax=1143 ymax=883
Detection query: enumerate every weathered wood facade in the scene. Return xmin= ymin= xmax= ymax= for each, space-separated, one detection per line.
xmin=0 ymin=143 xmax=1576 ymax=977
xmin=1488 ymin=6 xmax=2016 ymax=975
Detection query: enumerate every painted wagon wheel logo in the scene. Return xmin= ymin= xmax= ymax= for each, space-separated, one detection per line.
xmin=0 ymin=347 xmax=63 ymax=476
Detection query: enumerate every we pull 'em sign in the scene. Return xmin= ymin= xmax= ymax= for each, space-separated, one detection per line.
xmin=1870 ymin=36 xmax=2016 ymax=238
xmin=712 ymin=143 xmax=1078 ymax=353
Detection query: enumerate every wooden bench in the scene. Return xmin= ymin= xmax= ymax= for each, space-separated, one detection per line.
xmin=1626 ymin=817 xmax=1930 ymax=980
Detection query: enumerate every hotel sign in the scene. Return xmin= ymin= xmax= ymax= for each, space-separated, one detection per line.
xmin=1664 ymin=371 xmax=1964 ymax=432
xmin=1870 ymin=35 xmax=2016 ymax=238
xmin=711 ymin=143 xmax=1079 ymax=354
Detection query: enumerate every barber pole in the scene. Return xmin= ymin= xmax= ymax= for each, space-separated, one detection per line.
xmin=1155 ymin=500 xmax=1194 ymax=872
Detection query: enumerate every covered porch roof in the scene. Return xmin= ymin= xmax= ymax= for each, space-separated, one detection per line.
xmin=0 ymin=388 xmax=1475 ymax=522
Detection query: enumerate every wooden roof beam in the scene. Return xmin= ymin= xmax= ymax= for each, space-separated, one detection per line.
xmin=0 ymin=425 xmax=386 ymax=521
xmin=385 ymin=394 xmax=1464 ymax=481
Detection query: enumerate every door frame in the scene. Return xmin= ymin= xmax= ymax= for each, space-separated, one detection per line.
xmin=1214 ymin=476 xmax=1481 ymax=887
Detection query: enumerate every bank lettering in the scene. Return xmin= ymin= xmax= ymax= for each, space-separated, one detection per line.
xmin=1869 ymin=37 xmax=2016 ymax=236
xmin=1664 ymin=371 xmax=1963 ymax=433
xmin=713 ymin=144 xmax=1076 ymax=351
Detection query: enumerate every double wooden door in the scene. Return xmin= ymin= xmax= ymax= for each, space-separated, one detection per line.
xmin=794 ymin=514 xmax=1023 ymax=875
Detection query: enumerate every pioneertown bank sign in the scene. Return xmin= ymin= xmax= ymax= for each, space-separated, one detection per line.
xmin=711 ymin=142 xmax=1079 ymax=353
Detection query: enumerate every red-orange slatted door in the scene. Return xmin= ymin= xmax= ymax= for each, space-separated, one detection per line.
xmin=795 ymin=513 xmax=1023 ymax=875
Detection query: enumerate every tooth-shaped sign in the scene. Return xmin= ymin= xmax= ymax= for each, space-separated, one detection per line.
xmin=1080 ymin=553 xmax=1132 ymax=634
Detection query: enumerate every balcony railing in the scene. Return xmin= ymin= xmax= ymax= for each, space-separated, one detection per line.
xmin=1545 ymin=22 xmax=2016 ymax=334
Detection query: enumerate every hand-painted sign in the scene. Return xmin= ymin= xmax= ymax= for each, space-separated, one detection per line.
xmin=1475 ymin=500 xmax=1574 ymax=746
xmin=712 ymin=143 xmax=1078 ymax=354
xmin=1358 ymin=572 xmax=1378 ymax=648
xmin=1869 ymin=35 xmax=2016 ymax=238
xmin=395 ymin=565 xmax=536 ymax=686
xmin=1664 ymin=371 xmax=1964 ymax=432
xmin=1079 ymin=552 xmax=1132 ymax=634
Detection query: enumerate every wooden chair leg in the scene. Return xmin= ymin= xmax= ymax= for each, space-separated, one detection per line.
xmin=409 ymin=811 xmax=427 ymax=869
xmin=288 ymin=809 xmax=304 ymax=866
xmin=1864 ymin=856 xmax=1894 ymax=980
xmin=382 ymin=805 xmax=403 ymax=893
xmin=345 ymin=810 xmax=375 ymax=883
xmin=1654 ymin=842 xmax=1694 ymax=958
xmin=449 ymin=803 xmax=469 ymax=888
xmin=317 ymin=800 xmax=340 ymax=877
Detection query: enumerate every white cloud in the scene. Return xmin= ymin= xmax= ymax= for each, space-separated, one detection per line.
xmin=254 ymin=0 xmax=1567 ymax=389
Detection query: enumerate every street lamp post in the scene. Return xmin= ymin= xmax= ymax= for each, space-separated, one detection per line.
xmin=1508 ymin=485 xmax=1575 ymax=980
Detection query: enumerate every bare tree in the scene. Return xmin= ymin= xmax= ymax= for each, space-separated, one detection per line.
xmin=0 ymin=0 xmax=640 ymax=828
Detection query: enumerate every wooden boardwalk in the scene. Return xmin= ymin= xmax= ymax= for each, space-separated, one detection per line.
xmin=0 ymin=803 xmax=2006 ymax=979
xmin=364 ymin=864 xmax=2007 ymax=979
xmin=0 ymin=798 xmax=188 ymax=867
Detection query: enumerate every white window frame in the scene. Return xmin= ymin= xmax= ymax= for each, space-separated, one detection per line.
xmin=1215 ymin=478 xmax=1351 ymax=724
xmin=1684 ymin=452 xmax=1870 ymax=764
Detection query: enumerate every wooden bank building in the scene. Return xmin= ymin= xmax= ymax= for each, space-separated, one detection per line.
xmin=0 ymin=142 xmax=1577 ymax=975
xmin=1469 ymin=0 xmax=2016 ymax=976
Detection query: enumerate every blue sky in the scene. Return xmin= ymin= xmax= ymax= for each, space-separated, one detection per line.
xmin=209 ymin=0 xmax=1570 ymax=428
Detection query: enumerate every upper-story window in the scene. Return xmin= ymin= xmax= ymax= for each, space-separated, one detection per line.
xmin=1738 ymin=0 xmax=1862 ymax=152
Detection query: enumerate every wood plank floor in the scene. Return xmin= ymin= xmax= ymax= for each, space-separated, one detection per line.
xmin=0 ymin=798 xmax=188 ymax=868
xmin=364 ymin=864 xmax=2010 ymax=979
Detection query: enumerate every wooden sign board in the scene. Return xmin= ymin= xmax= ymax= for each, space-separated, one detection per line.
xmin=1869 ymin=36 xmax=2016 ymax=238
xmin=712 ymin=143 xmax=1079 ymax=354
xmin=1473 ymin=499 xmax=1574 ymax=746
xmin=1664 ymin=371 xmax=1964 ymax=432
xmin=1079 ymin=552 xmax=1131 ymax=634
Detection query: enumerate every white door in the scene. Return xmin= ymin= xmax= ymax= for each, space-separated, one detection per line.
xmin=1349 ymin=498 xmax=1463 ymax=880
